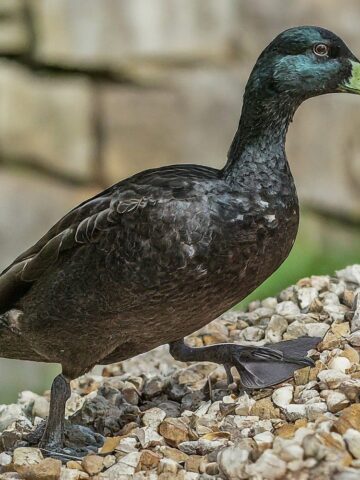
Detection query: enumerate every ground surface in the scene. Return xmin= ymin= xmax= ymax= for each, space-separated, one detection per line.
xmin=0 ymin=266 xmax=359 ymax=479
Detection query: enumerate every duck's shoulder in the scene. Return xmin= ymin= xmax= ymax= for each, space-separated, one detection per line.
xmin=113 ymin=164 xmax=221 ymax=199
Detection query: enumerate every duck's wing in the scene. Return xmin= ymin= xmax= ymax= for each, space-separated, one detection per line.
xmin=0 ymin=164 xmax=220 ymax=313
xmin=0 ymin=180 xmax=162 ymax=313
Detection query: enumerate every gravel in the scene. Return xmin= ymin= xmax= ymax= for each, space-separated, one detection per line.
xmin=0 ymin=265 xmax=359 ymax=479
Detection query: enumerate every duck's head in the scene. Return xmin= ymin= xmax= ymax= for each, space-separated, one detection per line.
xmin=247 ymin=26 xmax=360 ymax=100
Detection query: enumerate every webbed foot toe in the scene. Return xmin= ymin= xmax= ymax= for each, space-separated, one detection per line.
xmin=226 ymin=336 xmax=321 ymax=389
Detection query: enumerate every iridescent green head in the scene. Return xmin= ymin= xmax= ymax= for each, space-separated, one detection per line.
xmin=247 ymin=26 xmax=360 ymax=100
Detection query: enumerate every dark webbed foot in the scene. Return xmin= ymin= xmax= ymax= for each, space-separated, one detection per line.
xmin=169 ymin=336 xmax=321 ymax=389
xmin=40 ymin=446 xmax=94 ymax=462
xmin=27 ymin=421 xmax=104 ymax=461
xmin=25 ymin=373 xmax=104 ymax=461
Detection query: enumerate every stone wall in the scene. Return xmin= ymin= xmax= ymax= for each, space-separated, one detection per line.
xmin=1 ymin=0 xmax=360 ymax=270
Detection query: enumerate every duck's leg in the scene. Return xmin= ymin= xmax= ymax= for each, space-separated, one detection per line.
xmin=169 ymin=336 xmax=321 ymax=389
xmin=39 ymin=373 xmax=70 ymax=451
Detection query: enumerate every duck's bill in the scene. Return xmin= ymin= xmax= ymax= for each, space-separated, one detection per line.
xmin=339 ymin=60 xmax=360 ymax=94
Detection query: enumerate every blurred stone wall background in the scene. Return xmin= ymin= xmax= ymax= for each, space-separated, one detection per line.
xmin=0 ymin=0 xmax=360 ymax=400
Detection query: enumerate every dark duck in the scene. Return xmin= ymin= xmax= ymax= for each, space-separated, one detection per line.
xmin=1 ymin=26 xmax=360 ymax=455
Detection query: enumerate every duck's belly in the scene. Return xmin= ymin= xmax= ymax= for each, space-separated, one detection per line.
xmin=111 ymin=211 xmax=299 ymax=358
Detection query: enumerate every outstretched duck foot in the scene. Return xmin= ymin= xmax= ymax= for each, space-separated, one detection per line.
xmin=169 ymin=336 xmax=321 ymax=390
xmin=40 ymin=446 xmax=93 ymax=462
xmin=27 ymin=422 xmax=104 ymax=461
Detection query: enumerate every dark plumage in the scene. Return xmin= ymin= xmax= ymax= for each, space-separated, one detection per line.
xmin=0 ymin=26 xmax=359 ymax=455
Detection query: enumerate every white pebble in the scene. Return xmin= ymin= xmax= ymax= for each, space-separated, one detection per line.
xmin=305 ymin=402 xmax=327 ymax=421
xmin=344 ymin=428 xmax=360 ymax=459
xmin=283 ymin=404 xmax=306 ymax=421
xmin=304 ymin=322 xmax=329 ymax=337
xmin=276 ymin=301 xmax=300 ymax=319
xmin=297 ymin=287 xmax=318 ymax=309
xmin=218 ymin=446 xmax=249 ymax=479
xmin=328 ymin=356 xmax=351 ymax=373
xmin=254 ymin=431 xmax=274 ymax=447
xmin=272 ymin=385 xmax=293 ymax=408
xmin=246 ymin=451 xmax=287 ymax=479
xmin=318 ymin=369 xmax=348 ymax=389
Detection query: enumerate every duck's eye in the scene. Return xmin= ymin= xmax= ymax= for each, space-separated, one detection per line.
xmin=313 ymin=43 xmax=329 ymax=57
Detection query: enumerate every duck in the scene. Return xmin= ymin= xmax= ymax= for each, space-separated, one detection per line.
xmin=0 ymin=26 xmax=359 ymax=456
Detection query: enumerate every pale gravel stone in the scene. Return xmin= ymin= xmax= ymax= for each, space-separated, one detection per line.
xmin=103 ymin=452 xmax=141 ymax=477
xmin=311 ymin=276 xmax=330 ymax=291
xmin=272 ymin=385 xmax=293 ymax=408
xmin=297 ymin=287 xmax=318 ymax=309
xmin=303 ymin=322 xmax=330 ymax=337
xmin=234 ymin=392 xmax=256 ymax=416
xmin=218 ymin=446 xmax=249 ymax=479
xmin=116 ymin=437 xmax=138 ymax=454
xmin=142 ymin=407 xmax=166 ymax=429
xmin=321 ymin=292 xmax=341 ymax=306
xmin=0 ymin=404 xmax=23 ymax=432
xmin=61 ymin=469 xmax=89 ymax=480
xmin=232 ymin=415 xmax=260 ymax=430
xmin=328 ymin=356 xmax=352 ymax=373
xmin=344 ymin=429 xmax=360 ymax=459
xmin=305 ymin=402 xmax=328 ymax=421
xmin=294 ymin=427 xmax=316 ymax=443
xmin=18 ymin=391 xmax=49 ymax=419
xmin=103 ymin=455 xmax=116 ymax=468
xmin=284 ymin=321 xmax=307 ymax=339
xmin=302 ymin=434 xmax=327 ymax=460
xmin=253 ymin=431 xmax=274 ymax=447
xmin=193 ymin=400 xmax=212 ymax=416
xmin=336 ymin=265 xmax=360 ymax=284
xmin=178 ymin=439 xmax=226 ymax=455
xmin=158 ymin=457 xmax=179 ymax=474
xmin=0 ymin=452 xmax=12 ymax=466
xmin=136 ymin=426 xmax=164 ymax=448
xmin=299 ymin=389 xmax=320 ymax=404
xmin=242 ymin=326 xmax=264 ymax=341
xmin=265 ymin=315 xmax=288 ymax=342
xmin=276 ymin=301 xmax=300 ymax=319
xmin=279 ymin=444 xmax=304 ymax=462
xmin=333 ymin=470 xmax=360 ymax=480
xmin=261 ymin=297 xmax=278 ymax=309
xmin=246 ymin=451 xmax=287 ymax=479
xmin=252 ymin=307 xmax=275 ymax=320
xmin=283 ymin=404 xmax=307 ymax=421
xmin=339 ymin=379 xmax=360 ymax=401
xmin=326 ymin=391 xmax=350 ymax=413
xmin=279 ymin=286 xmax=297 ymax=303
xmin=13 ymin=447 xmax=43 ymax=467
xmin=348 ymin=330 xmax=360 ymax=346
xmin=184 ymin=473 xmax=200 ymax=480
xmin=318 ymin=369 xmax=349 ymax=389
xmin=350 ymin=290 xmax=360 ymax=332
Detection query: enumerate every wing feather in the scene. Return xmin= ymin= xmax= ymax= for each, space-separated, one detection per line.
xmin=0 ymin=186 xmax=153 ymax=313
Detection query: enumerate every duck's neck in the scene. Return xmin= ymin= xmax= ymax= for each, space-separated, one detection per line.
xmin=222 ymin=90 xmax=302 ymax=189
